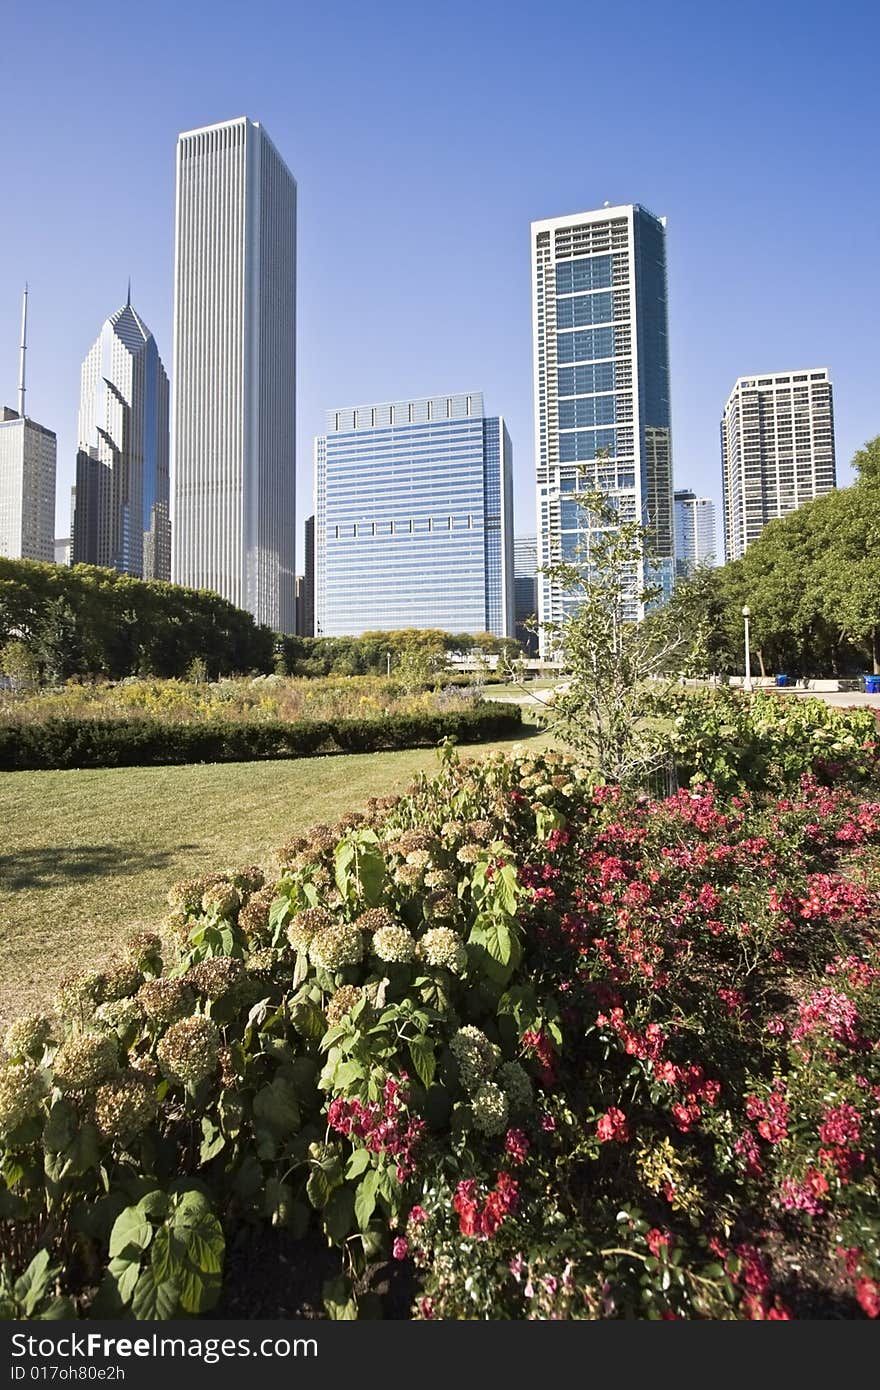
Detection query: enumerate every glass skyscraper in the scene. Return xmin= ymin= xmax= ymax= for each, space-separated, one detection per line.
xmin=674 ymin=489 xmax=717 ymax=575
xmin=531 ymin=203 xmax=675 ymax=655
xmin=315 ymin=392 xmax=513 ymax=639
xmin=71 ymin=295 xmax=170 ymax=578
xmin=172 ymin=117 xmax=297 ymax=631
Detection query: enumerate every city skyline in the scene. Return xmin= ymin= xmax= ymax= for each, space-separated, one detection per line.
xmin=172 ymin=117 xmax=297 ymax=632
xmin=1 ymin=0 xmax=875 ymax=565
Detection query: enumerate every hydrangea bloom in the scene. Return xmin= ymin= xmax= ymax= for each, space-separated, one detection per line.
xmin=93 ymin=1073 xmax=157 ymax=1146
xmin=498 ymin=1061 xmax=533 ymax=1116
xmin=156 ymin=1016 xmax=220 ymax=1088
xmin=53 ymin=1035 xmax=119 ymax=1093
xmin=0 ymin=1063 xmax=45 ymax=1133
xmin=287 ymin=907 xmax=336 ymax=952
xmin=450 ymin=1026 xmax=500 ymax=1093
xmin=326 ymin=985 xmax=364 ymax=1025
xmin=137 ymin=978 xmax=196 ymax=1028
xmin=372 ymin=923 xmax=417 ymax=964
xmin=418 ymin=927 xmax=467 ymax=974
xmin=4 ymin=1014 xmax=53 ymax=1059
xmin=472 ymin=1081 xmax=509 ymax=1135
xmin=309 ymin=923 xmax=364 ymax=972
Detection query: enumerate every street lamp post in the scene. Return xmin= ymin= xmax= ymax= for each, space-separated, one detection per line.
xmin=742 ymin=605 xmax=753 ymax=692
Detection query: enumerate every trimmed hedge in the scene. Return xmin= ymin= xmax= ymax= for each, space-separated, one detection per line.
xmin=0 ymin=703 xmax=523 ymax=771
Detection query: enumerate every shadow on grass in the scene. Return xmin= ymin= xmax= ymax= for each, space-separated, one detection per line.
xmin=0 ymin=844 xmax=188 ymax=892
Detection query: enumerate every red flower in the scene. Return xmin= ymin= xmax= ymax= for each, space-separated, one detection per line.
xmin=856 ymin=1279 xmax=880 ymax=1319
xmin=647 ymin=1228 xmax=671 ymax=1258
xmin=392 ymin=1236 xmax=409 ymax=1260
xmin=596 ymin=1107 xmax=630 ymax=1143
xmin=504 ymin=1128 xmax=530 ymax=1164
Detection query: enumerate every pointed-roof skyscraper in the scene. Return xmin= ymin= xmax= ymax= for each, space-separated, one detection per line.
xmin=72 ymin=298 xmax=170 ymax=579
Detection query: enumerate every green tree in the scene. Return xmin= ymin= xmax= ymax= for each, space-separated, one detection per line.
xmin=540 ymin=483 xmax=697 ymax=785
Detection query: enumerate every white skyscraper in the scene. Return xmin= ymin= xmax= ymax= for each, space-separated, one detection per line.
xmin=721 ymin=370 xmax=836 ymax=561
xmin=674 ymin=489 xmax=717 ymax=575
xmin=172 ymin=117 xmax=297 ymax=631
xmin=72 ymin=294 xmax=170 ymax=578
xmin=0 ymin=289 xmax=56 ymax=564
xmin=531 ymin=204 xmax=675 ymax=656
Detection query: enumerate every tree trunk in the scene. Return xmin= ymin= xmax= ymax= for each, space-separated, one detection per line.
xmin=873 ymin=626 xmax=880 ymax=676
xmin=756 ymin=648 xmax=767 ymax=678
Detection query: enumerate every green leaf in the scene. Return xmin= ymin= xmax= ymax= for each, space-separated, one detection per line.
xmin=290 ymin=1000 xmax=327 ymax=1040
xmin=253 ymin=1076 xmax=301 ymax=1135
xmin=14 ymin=1250 xmax=51 ymax=1314
xmin=323 ymin=1274 xmax=357 ymax=1320
xmin=345 ymin=1148 xmax=372 ymax=1180
xmin=131 ymin=1265 xmax=179 ymax=1320
xmin=109 ymin=1205 xmax=154 ymax=1260
xmin=332 ymin=1058 xmax=365 ymax=1090
xmin=108 ymin=1254 xmax=142 ymax=1306
xmin=408 ymin=1036 xmax=436 ymax=1090
xmin=354 ymin=1169 xmax=380 ymax=1231
xmin=199 ymin=1116 xmax=226 ymax=1165
xmin=323 ymin=1185 xmax=356 ymax=1244
xmin=306 ymin=1168 xmax=332 ymax=1210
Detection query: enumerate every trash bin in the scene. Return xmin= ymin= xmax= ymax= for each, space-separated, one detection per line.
xmin=776 ymin=674 xmax=789 ymax=687
xmin=865 ymin=675 xmax=880 ymax=694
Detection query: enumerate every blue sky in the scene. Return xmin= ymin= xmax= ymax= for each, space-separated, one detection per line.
xmin=1 ymin=0 xmax=878 ymax=559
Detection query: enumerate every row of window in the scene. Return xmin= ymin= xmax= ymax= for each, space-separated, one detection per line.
xmin=558 ymin=396 xmax=617 ymax=429
xmin=327 ymin=516 xmax=483 ymax=538
xmin=555 ymin=255 xmax=613 ymax=295
xmin=556 ymin=292 xmax=614 ymax=330
xmin=558 ymin=362 xmax=617 ymax=396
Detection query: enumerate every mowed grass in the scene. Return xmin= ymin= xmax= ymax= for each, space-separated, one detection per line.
xmin=0 ymin=723 xmax=552 ymax=1030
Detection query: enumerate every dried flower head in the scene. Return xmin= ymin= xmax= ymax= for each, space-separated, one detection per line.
xmin=244 ymin=947 xmax=277 ymax=977
xmin=156 ymin=1015 xmax=221 ymax=1088
xmin=372 ymin=922 xmax=417 ymax=964
xmin=309 ymin=923 xmax=364 ymax=972
xmin=498 ymin=1060 xmax=533 ymax=1116
xmin=100 ymin=958 xmax=144 ymax=1002
xmin=95 ymin=997 xmax=143 ymax=1039
xmin=187 ymin=957 xmax=244 ymax=1000
xmin=450 ymin=1026 xmax=500 ymax=1093
xmin=0 ymin=1062 xmax=45 ymax=1134
xmin=287 ymin=906 xmax=336 ymax=952
xmin=354 ymin=908 xmax=397 ymax=936
xmin=53 ymin=1034 xmax=119 ymax=1093
xmin=424 ymin=869 xmax=457 ymax=891
xmin=201 ymin=881 xmax=240 ymax=920
xmin=394 ymin=863 xmax=424 ymax=888
xmin=425 ymin=891 xmax=458 ymax=920
xmin=55 ymin=968 xmax=105 ymax=1019
xmin=472 ymin=1081 xmax=509 ymax=1136
xmin=4 ymin=1014 xmax=53 ymax=1060
xmin=326 ymin=985 xmax=364 ymax=1026
xmin=239 ymin=886 xmax=276 ymax=938
xmin=166 ymin=879 xmax=205 ymax=916
xmin=93 ymin=1072 xmax=157 ymax=1146
xmin=230 ymin=865 xmax=265 ymax=898
xmin=397 ymin=830 xmax=437 ymax=854
xmin=137 ymin=978 xmax=196 ymax=1029
xmin=124 ymin=931 xmax=163 ymax=973
xmin=418 ymin=927 xmax=467 ymax=974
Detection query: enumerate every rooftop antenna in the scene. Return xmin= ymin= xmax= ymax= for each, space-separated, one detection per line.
xmin=18 ymin=284 xmax=28 ymax=418
xmin=126 ymin=276 xmax=131 ymax=307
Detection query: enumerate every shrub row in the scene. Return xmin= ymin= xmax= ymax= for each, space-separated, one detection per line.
xmin=0 ymin=703 xmax=523 ymax=771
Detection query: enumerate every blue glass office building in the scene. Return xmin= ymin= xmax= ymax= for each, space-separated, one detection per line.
xmin=315 ymin=392 xmax=514 ymax=638
xmin=531 ymin=204 xmax=675 ymax=654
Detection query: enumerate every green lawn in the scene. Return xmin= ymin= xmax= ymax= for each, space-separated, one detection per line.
xmin=0 ymin=724 xmax=551 ymax=1030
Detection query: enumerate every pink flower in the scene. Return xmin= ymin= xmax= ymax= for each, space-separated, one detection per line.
xmin=596 ymin=1107 xmax=630 ymax=1143
xmin=392 ymin=1236 xmax=409 ymax=1260
xmin=408 ymin=1205 xmax=428 ymax=1226
xmin=856 ymin=1279 xmax=880 ymax=1319
xmin=505 ymin=1128 xmax=530 ymax=1164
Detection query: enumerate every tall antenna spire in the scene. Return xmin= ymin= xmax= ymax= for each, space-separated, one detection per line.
xmin=126 ymin=277 xmax=131 ymax=307
xmin=18 ymin=284 xmax=28 ymax=418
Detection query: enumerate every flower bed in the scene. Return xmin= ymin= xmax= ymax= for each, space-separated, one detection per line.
xmin=2 ymin=744 xmax=880 ymax=1319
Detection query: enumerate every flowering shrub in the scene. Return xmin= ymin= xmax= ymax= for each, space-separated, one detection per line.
xmin=2 ymin=742 xmax=880 ymax=1318
xmin=649 ymin=685 xmax=879 ymax=794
